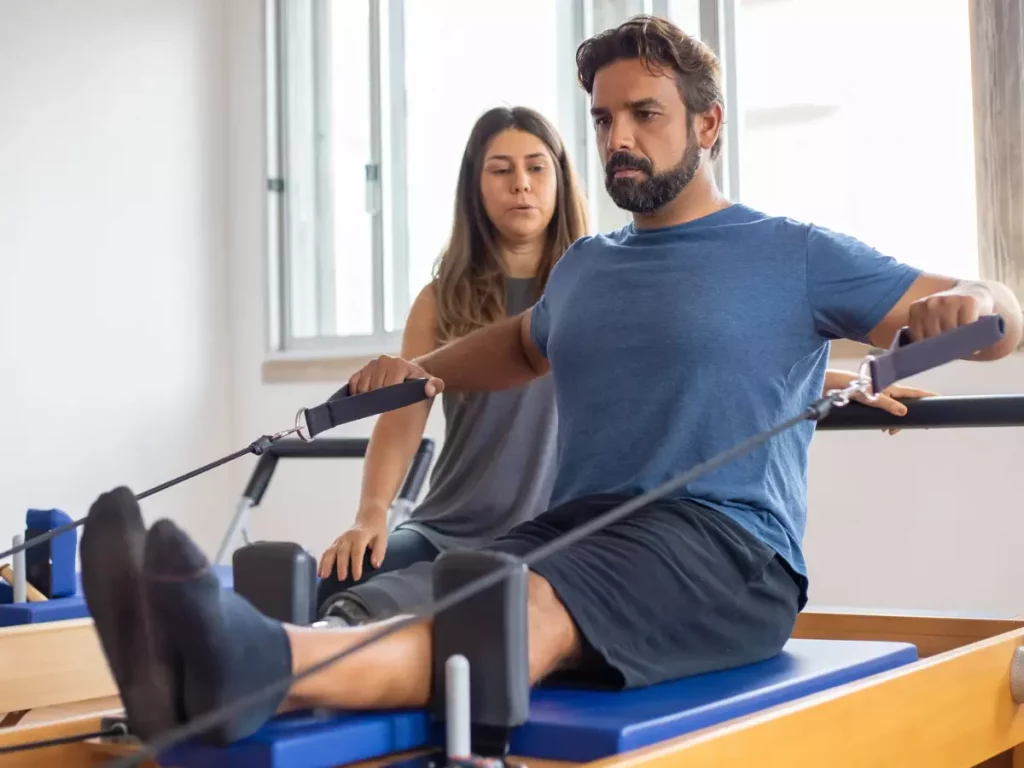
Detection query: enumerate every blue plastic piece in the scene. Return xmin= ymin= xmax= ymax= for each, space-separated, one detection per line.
xmin=0 ymin=565 xmax=234 ymax=626
xmin=25 ymin=508 xmax=78 ymax=598
xmin=165 ymin=638 xmax=917 ymax=767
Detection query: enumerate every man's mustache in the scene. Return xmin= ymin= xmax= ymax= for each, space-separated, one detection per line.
xmin=606 ymin=152 xmax=653 ymax=176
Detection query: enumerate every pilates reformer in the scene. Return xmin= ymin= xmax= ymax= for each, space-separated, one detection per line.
xmin=3 ymin=318 xmax=1024 ymax=768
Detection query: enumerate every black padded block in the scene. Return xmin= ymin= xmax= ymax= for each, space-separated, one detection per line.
xmin=232 ymin=541 xmax=317 ymax=625
xmin=430 ymin=550 xmax=529 ymax=757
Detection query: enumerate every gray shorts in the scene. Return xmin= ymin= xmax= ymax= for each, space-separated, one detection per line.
xmin=332 ymin=494 xmax=803 ymax=690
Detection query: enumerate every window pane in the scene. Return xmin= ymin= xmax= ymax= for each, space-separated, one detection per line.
xmin=327 ymin=0 xmax=375 ymax=336
xmin=280 ymin=0 xmax=376 ymax=342
xmin=280 ymin=0 xmax=319 ymax=340
xmin=735 ymin=0 xmax=978 ymax=278
xmin=402 ymin=0 xmax=562 ymax=305
xmin=668 ymin=0 xmax=701 ymax=37
xmin=593 ymin=0 xmax=646 ymax=34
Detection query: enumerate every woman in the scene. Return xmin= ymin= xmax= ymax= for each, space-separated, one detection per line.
xmin=315 ymin=106 xmax=588 ymax=612
xmin=316 ymin=106 xmax=934 ymax=616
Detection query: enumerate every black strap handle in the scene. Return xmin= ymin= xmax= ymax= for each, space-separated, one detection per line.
xmin=869 ymin=315 xmax=1005 ymax=393
xmin=302 ymin=379 xmax=431 ymax=440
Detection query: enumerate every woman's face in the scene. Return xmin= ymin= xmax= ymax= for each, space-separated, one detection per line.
xmin=479 ymin=128 xmax=559 ymax=244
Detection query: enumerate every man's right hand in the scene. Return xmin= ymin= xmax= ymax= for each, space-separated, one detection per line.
xmin=347 ymin=355 xmax=445 ymax=397
xmin=319 ymin=512 xmax=390 ymax=582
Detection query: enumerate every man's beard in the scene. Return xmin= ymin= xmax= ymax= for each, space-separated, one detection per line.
xmin=604 ymin=140 xmax=702 ymax=215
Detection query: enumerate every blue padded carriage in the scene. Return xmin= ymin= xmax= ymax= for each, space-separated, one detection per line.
xmin=161 ymin=638 xmax=917 ymax=767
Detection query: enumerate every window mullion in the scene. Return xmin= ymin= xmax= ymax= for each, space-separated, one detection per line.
xmin=698 ymin=0 xmax=740 ymax=201
xmin=368 ymin=0 xmax=386 ymax=337
xmin=385 ymin=0 xmax=410 ymax=331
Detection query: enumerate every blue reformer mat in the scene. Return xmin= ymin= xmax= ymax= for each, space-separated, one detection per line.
xmin=0 ymin=565 xmax=234 ymax=627
xmin=162 ymin=638 xmax=917 ymax=767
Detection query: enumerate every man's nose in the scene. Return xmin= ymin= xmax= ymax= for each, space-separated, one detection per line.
xmin=607 ymin=117 xmax=635 ymax=153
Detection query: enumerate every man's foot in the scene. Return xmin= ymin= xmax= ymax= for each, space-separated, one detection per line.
xmin=79 ymin=487 xmax=180 ymax=739
xmin=143 ymin=519 xmax=293 ymax=746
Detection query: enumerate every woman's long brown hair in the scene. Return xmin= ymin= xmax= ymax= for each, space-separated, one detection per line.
xmin=432 ymin=106 xmax=589 ymax=344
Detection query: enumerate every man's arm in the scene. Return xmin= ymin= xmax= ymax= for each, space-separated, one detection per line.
xmin=347 ymin=310 xmax=549 ymax=396
xmin=864 ymin=274 xmax=1023 ymax=360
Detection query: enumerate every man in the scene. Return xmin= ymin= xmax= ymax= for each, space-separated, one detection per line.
xmin=81 ymin=15 xmax=1021 ymax=747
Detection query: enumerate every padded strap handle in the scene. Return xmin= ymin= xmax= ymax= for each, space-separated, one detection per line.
xmin=869 ymin=315 xmax=1005 ymax=393
xmin=300 ymin=379 xmax=431 ymax=440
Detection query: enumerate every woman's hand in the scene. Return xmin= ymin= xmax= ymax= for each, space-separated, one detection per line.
xmin=825 ymin=368 xmax=937 ymax=435
xmin=318 ymin=508 xmax=390 ymax=581
xmin=850 ymin=383 xmax=938 ymax=434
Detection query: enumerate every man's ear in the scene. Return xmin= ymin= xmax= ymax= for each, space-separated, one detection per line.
xmin=698 ymin=103 xmax=723 ymax=152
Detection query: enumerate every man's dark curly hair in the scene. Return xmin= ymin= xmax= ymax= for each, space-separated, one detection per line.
xmin=576 ymin=15 xmax=724 ymax=159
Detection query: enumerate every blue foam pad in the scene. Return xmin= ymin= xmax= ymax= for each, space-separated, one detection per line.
xmin=0 ymin=565 xmax=234 ymax=627
xmin=25 ymin=508 xmax=78 ymax=598
xmin=160 ymin=710 xmax=431 ymax=768
xmin=164 ymin=638 xmax=917 ymax=767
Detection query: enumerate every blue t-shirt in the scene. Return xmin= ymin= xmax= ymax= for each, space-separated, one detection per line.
xmin=529 ymin=203 xmax=921 ymax=581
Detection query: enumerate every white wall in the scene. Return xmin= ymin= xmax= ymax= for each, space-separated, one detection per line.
xmin=0 ymin=0 xmax=235 ymax=555
xmin=807 ymin=353 xmax=1024 ymax=617
xmin=223 ymin=1 xmax=1023 ymax=616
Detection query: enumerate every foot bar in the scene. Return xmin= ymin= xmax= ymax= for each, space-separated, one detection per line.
xmin=817 ymin=394 xmax=1024 ymax=430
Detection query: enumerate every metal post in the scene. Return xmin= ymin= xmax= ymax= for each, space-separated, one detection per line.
xmin=12 ymin=535 xmax=26 ymax=604
xmin=445 ymin=654 xmax=471 ymax=758
xmin=214 ymin=497 xmax=255 ymax=565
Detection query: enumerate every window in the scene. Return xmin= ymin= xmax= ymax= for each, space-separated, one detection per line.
xmin=267 ymin=0 xmax=710 ymax=357
xmin=270 ymin=0 xmax=1018 ymax=361
xmin=401 ymin=1 xmax=562 ymax=314
xmin=731 ymin=0 xmax=980 ymax=279
xmin=268 ymin=0 xmax=589 ymax=356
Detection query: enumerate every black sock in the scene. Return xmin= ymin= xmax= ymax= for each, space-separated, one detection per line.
xmin=79 ymin=487 xmax=180 ymax=739
xmin=143 ymin=519 xmax=293 ymax=746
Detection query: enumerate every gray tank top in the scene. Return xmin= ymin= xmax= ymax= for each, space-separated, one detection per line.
xmin=395 ymin=276 xmax=558 ymax=551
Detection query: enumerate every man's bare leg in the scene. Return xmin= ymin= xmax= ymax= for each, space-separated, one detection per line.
xmin=139 ymin=518 xmax=582 ymax=746
xmin=283 ymin=573 xmax=582 ymax=710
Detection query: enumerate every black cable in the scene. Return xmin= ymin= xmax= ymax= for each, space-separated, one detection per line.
xmin=0 ymin=722 xmax=127 ymax=754
xmin=0 ymin=435 xmax=283 ymax=563
xmin=0 ymin=380 xmax=429 ymax=565
xmin=100 ymin=395 xmax=837 ymax=768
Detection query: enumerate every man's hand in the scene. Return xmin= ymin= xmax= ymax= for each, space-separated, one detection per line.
xmin=348 ymin=355 xmax=445 ymax=397
xmin=906 ymin=283 xmax=994 ymax=342
xmin=868 ymin=274 xmax=1021 ymax=359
